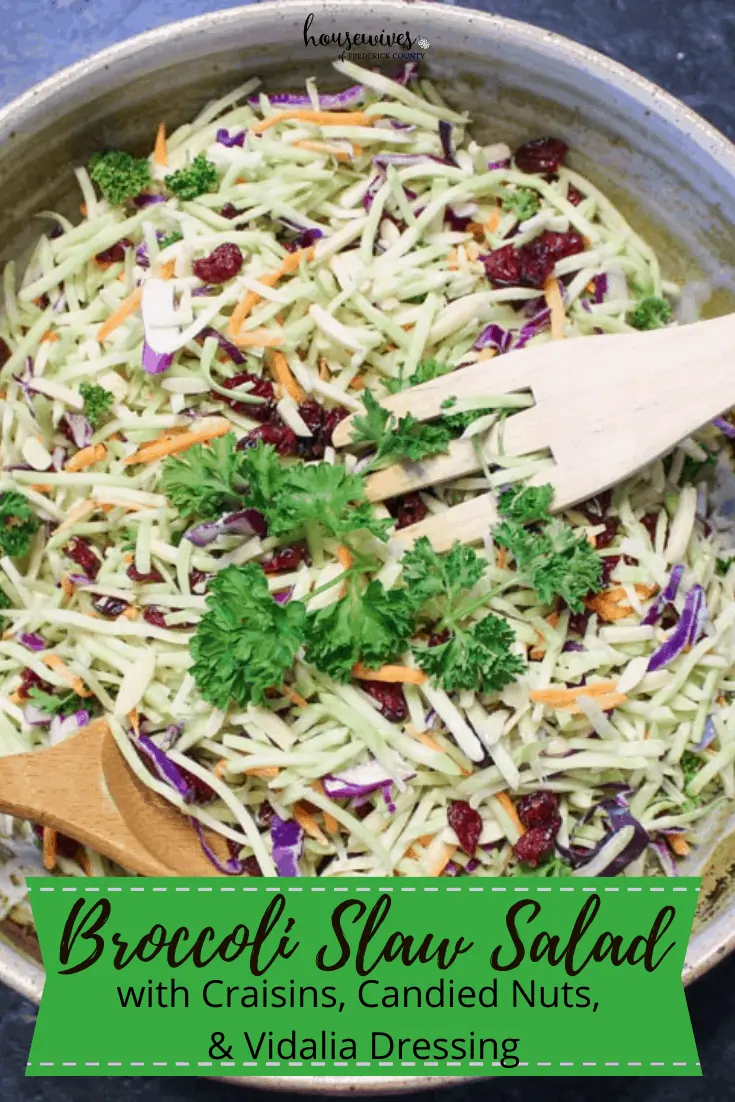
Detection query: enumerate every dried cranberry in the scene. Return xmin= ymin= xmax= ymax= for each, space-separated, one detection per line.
xmin=65 ymin=537 xmax=101 ymax=580
xmin=514 ymin=137 xmax=568 ymax=175
xmin=262 ymin=544 xmax=308 ymax=574
xmin=220 ymin=203 xmax=243 ymax=220
xmin=18 ymin=667 xmax=54 ymax=700
xmin=242 ymin=855 xmax=263 ymax=877
xmin=428 ymin=628 xmax=452 ymax=648
xmin=219 ymin=372 xmax=276 ymax=422
xmin=177 ymin=763 xmax=218 ymax=804
xmin=238 ymin=423 xmax=298 ymax=456
xmin=189 ymin=569 xmax=211 ymax=592
xmin=594 ymin=518 xmax=620 ymax=550
xmin=641 ymin=512 xmax=658 ymax=542
xmin=568 ymin=609 xmax=592 ymax=636
xmin=292 ymin=402 xmax=347 ymax=460
xmin=0 ymin=337 xmax=11 ymax=368
xmin=143 ymin=606 xmax=168 ymax=629
xmin=580 ymin=490 xmax=613 ymax=520
xmin=256 ymin=802 xmax=274 ymax=828
xmin=448 ymin=799 xmax=483 ymax=856
xmin=91 ymin=595 xmax=129 ymax=618
xmin=361 ymin=681 xmax=408 ymax=723
xmin=95 ymin=239 xmax=130 ymax=264
xmin=483 ymin=230 xmax=585 ymax=289
xmin=601 ymin=555 xmax=620 ymax=586
xmin=513 ymin=823 xmax=558 ymax=867
xmin=516 ymin=790 xmax=560 ymax=830
xmin=323 ymin=406 xmax=348 ymax=443
xmin=567 ymin=184 xmax=584 ymax=206
xmin=387 ymin=492 xmax=428 ymax=530
xmin=31 ymin=823 xmax=79 ymax=859
xmin=353 ymin=803 xmax=373 ymax=820
xmin=127 ymin=562 xmax=164 ymax=583
xmin=192 ymin=243 xmax=243 ymax=284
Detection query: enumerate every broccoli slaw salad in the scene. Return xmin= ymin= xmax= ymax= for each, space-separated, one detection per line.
xmin=0 ymin=58 xmax=734 ymax=916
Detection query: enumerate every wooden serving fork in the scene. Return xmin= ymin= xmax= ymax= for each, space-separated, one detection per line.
xmin=332 ymin=314 xmax=735 ymax=552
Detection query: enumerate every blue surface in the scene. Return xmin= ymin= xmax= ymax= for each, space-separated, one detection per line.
xmin=2 ymin=1 xmax=735 ymax=1099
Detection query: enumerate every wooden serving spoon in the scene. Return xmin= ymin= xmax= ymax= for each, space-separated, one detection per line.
xmin=332 ymin=313 xmax=735 ymax=552
xmin=0 ymin=719 xmax=222 ymax=877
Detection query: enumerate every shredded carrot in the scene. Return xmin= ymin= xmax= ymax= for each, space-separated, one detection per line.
xmin=427 ymin=842 xmax=457 ymax=877
xmin=128 ymin=708 xmax=140 ymax=735
xmin=30 ymin=484 xmax=52 ymax=493
xmin=122 ymin=606 xmax=139 ymax=620
xmin=282 ymin=684 xmax=308 ymax=709
xmin=245 ymin=766 xmax=280 ymax=778
xmin=270 ymin=350 xmax=305 ymax=402
xmin=97 ymin=287 xmax=142 ymax=341
xmin=229 ymin=247 xmax=314 ymax=336
xmin=78 ymin=849 xmax=93 ymax=876
xmin=319 ymin=358 xmax=330 ymax=381
xmin=79 ymin=204 xmax=88 ymax=217
xmin=485 ymin=208 xmax=501 ymax=233
xmin=586 ymin=583 xmax=658 ymax=622
xmin=495 ymin=791 xmax=526 ymax=837
xmin=42 ymin=828 xmax=57 ymax=871
xmin=544 ymin=276 xmax=566 ymax=340
xmin=466 ymin=221 xmax=486 ymax=240
xmin=157 ymin=258 xmax=176 ymax=280
xmin=566 ymin=692 xmax=627 ymax=715
xmin=9 ymin=691 xmax=21 ymax=705
xmin=0 ymin=391 xmax=6 ymax=400
xmin=530 ymin=680 xmax=618 ymax=706
xmin=41 ymin=330 xmax=59 ymax=342
xmin=352 ymin=662 xmax=426 ymax=684
xmin=496 ymin=546 xmax=508 ymax=570
xmin=61 ymin=574 xmax=75 ymax=600
xmin=42 ymin=653 xmax=91 ymax=697
xmin=64 ymin=443 xmax=107 ymax=473
xmin=293 ymin=803 xmax=328 ymax=844
xmin=530 ymin=611 xmax=560 ymax=660
xmin=418 ymin=833 xmax=435 ymax=847
xmin=446 ymin=248 xmax=459 ymax=270
xmin=586 ymin=280 xmax=596 ymax=294
xmin=417 ymin=733 xmax=444 ymax=754
xmin=93 ymin=257 xmax=113 ymax=271
xmin=336 ymin=546 xmax=353 ymax=570
xmin=349 ymin=374 xmax=367 ymax=391
xmin=123 ymin=419 xmax=231 ymax=465
xmin=668 ymin=833 xmax=690 ymax=857
xmin=293 ymin=139 xmax=352 ymax=162
xmin=154 ymin=120 xmax=167 ymax=166
xmin=231 ymin=328 xmax=284 ymax=349
xmin=213 ymin=759 xmax=229 ymax=781
xmin=475 ymin=348 xmax=497 ymax=362
xmin=251 ymin=109 xmax=371 ymax=135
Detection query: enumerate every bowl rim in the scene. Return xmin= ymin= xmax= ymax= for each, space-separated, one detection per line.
xmin=2 ymin=0 xmax=735 ymax=1090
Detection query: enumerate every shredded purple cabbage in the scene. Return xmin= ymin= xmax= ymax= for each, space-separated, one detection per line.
xmin=556 ymin=800 xmax=649 ymax=875
xmin=191 ymin=818 xmax=247 ymax=875
xmin=142 ymin=343 xmax=174 ymax=376
xmin=642 ymin=563 xmax=685 ymax=626
xmin=693 ymin=715 xmax=717 ymax=751
xmin=712 ymin=416 xmax=735 ymax=438
xmin=647 ymin=584 xmax=707 ymax=671
xmin=488 ymin=157 xmax=511 ymax=171
xmin=185 ymin=509 xmax=267 ymax=548
xmin=63 ymin=412 xmax=93 ymax=450
xmin=271 ymin=815 xmax=303 ymax=877
xmin=474 ymin=322 xmax=512 ymax=354
xmin=198 ymin=326 xmax=246 ymax=366
xmin=135 ymin=734 xmax=196 ymax=803
xmin=593 ymin=273 xmax=608 ymax=304
xmin=248 ymin=85 xmax=365 ymax=110
xmin=19 ymin=632 xmax=45 ymax=652
xmin=133 ymin=194 xmax=166 ymax=208
xmin=216 ymin=128 xmax=246 ymax=148
xmin=438 ymin=120 xmax=457 ymax=166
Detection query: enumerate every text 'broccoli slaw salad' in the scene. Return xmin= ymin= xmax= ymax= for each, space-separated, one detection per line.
xmin=0 ymin=59 xmax=734 ymax=916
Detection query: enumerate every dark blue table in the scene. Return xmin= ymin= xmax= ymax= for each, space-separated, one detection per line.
xmin=2 ymin=1 xmax=735 ymax=1097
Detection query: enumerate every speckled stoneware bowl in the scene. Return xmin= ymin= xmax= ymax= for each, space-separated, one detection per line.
xmin=1 ymin=1 xmax=735 ymax=1091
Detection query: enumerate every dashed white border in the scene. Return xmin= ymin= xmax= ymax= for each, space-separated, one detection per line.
xmin=27 ymin=884 xmax=701 ymax=893
xmin=28 ymin=1061 xmax=702 ymax=1069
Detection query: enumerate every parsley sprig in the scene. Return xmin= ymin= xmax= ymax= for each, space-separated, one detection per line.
xmin=190 ymin=563 xmax=306 ymax=708
xmin=403 ymin=539 xmax=524 ymax=693
xmin=0 ymin=492 xmax=39 ymax=558
xmin=495 ymin=484 xmax=603 ymax=612
xmin=350 ymin=391 xmax=453 ymax=471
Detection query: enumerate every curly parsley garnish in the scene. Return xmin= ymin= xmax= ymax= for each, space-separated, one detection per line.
xmin=0 ymin=491 xmax=39 ymax=558
xmin=350 ymin=391 xmax=452 ymax=471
